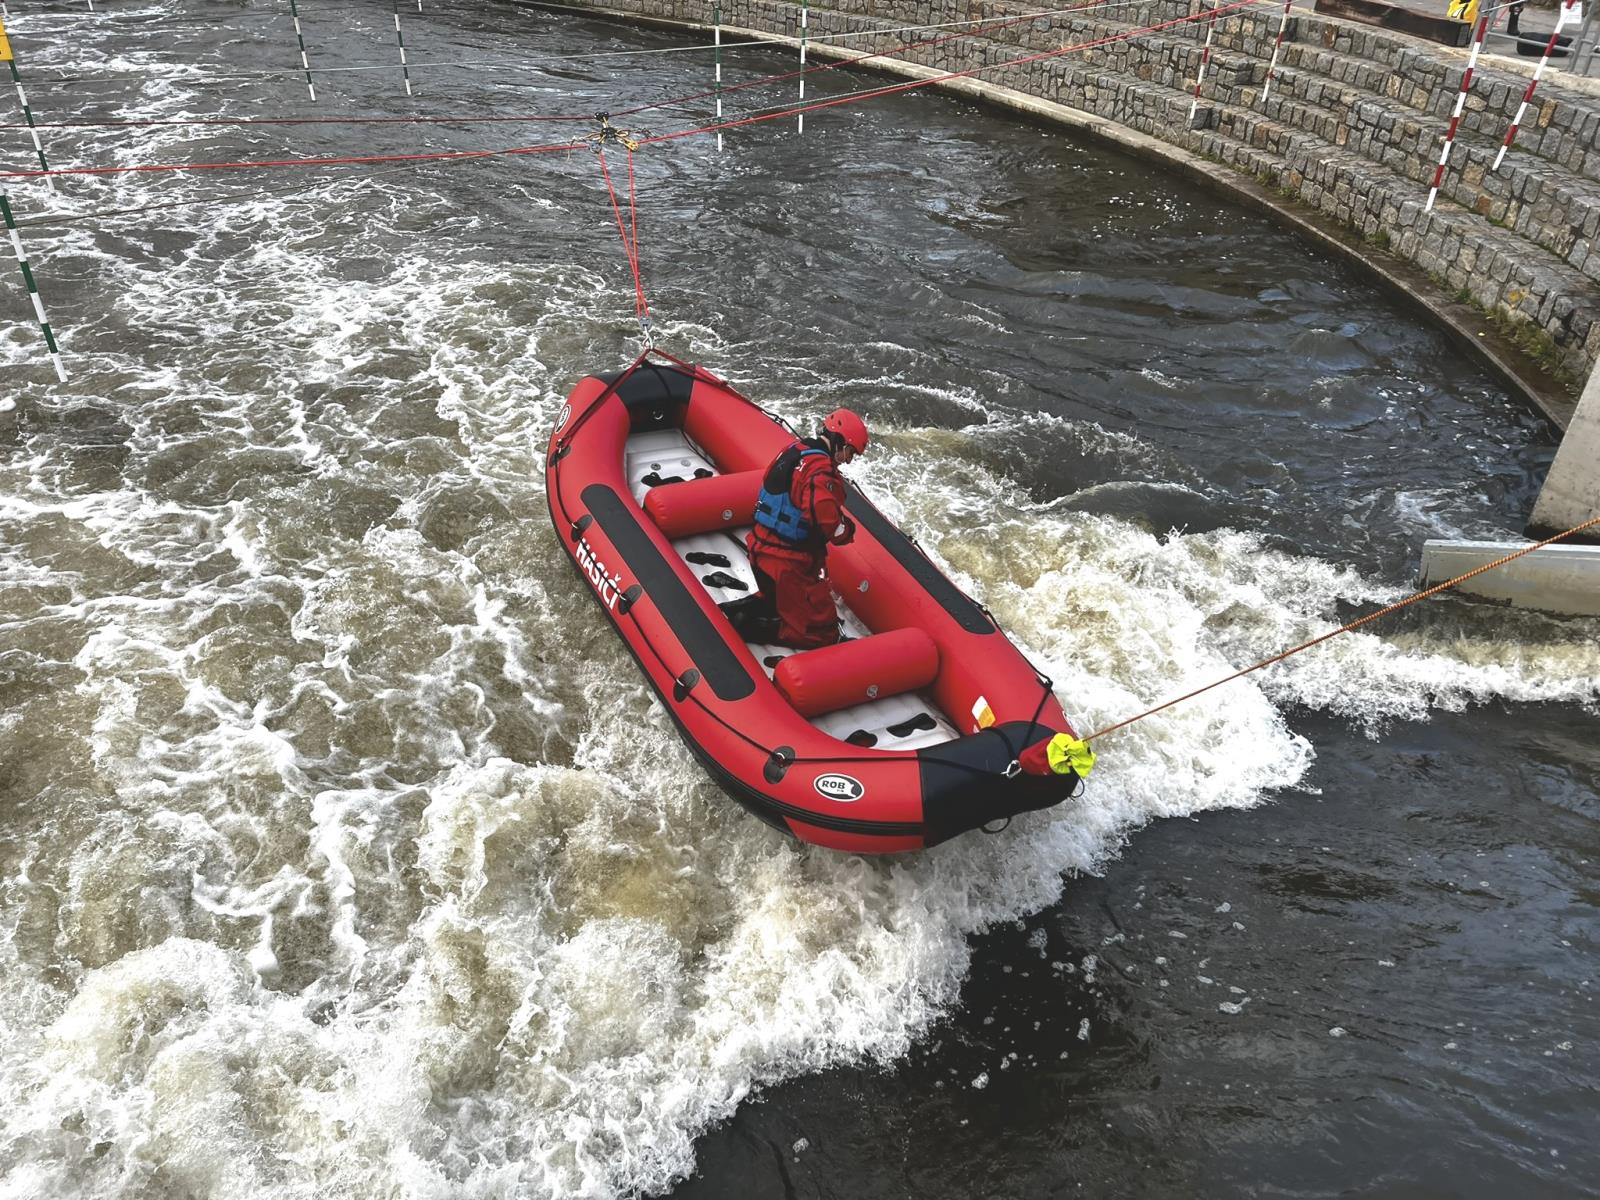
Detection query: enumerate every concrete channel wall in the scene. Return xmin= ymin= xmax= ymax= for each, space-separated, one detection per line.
xmin=539 ymin=0 xmax=1600 ymax=419
xmin=1530 ymin=355 xmax=1600 ymax=537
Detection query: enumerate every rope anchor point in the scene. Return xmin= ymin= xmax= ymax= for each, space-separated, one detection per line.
xmin=588 ymin=111 xmax=642 ymax=152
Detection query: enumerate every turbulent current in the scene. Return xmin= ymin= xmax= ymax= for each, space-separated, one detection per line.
xmin=1 ymin=3 xmax=1597 ymax=1198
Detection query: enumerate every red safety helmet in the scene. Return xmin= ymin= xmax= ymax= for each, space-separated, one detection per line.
xmin=824 ymin=408 xmax=870 ymax=455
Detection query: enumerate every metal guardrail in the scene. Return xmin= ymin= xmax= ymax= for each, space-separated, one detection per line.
xmin=1473 ymin=5 xmax=1600 ymax=76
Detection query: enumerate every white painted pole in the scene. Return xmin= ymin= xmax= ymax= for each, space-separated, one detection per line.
xmin=798 ymin=0 xmax=808 ymax=134
xmin=714 ymin=0 xmax=724 ymax=153
xmin=1260 ymin=0 xmax=1294 ymax=105
xmin=393 ymin=2 xmax=412 ymax=95
xmin=3 ymin=20 xmax=55 ymax=194
xmin=2 ymin=192 xmax=68 ymax=382
xmin=1188 ymin=3 xmax=1218 ymax=125
xmin=1493 ymin=0 xmax=1582 ymax=171
xmin=1427 ymin=15 xmax=1487 ymax=211
xmin=289 ymin=0 xmax=316 ymax=101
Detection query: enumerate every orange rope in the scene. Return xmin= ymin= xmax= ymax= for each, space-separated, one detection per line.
xmin=1083 ymin=514 xmax=1600 ymax=742
xmin=597 ymin=147 xmax=649 ymax=325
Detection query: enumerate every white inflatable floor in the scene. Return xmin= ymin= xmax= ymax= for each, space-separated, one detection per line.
xmin=625 ymin=428 xmax=959 ymax=752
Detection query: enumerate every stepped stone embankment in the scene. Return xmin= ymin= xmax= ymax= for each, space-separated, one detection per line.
xmin=537 ymin=0 xmax=1600 ymax=424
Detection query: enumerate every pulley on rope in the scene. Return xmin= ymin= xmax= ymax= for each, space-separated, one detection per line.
xmin=585 ymin=111 xmax=642 ymax=152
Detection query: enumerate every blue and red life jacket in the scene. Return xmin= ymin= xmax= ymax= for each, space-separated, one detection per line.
xmin=754 ymin=440 xmax=831 ymax=543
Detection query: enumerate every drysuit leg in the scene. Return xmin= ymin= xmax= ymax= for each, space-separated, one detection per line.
xmin=763 ymin=556 xmax=840 ymax=649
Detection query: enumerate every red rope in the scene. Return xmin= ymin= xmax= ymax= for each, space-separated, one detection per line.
xmin=627 ymin=148 xmax=644 ymax=320
xmin=597 ymin=147 xmax=649 ymax=322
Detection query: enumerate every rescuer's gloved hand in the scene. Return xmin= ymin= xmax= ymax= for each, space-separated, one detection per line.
xmin=830 ymin=516 xmax=857 ymax=546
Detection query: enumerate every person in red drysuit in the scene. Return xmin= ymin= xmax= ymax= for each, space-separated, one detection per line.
xmin=739 ymin=408 xmax=870 ymax=648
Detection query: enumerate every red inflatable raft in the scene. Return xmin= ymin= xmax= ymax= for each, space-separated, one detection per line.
xmin=545 ymin=349 xmax=1083 ymax=852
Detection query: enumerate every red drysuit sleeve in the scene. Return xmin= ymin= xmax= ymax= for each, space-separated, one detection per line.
xmin=793 ymin=457 xmax=844 ymax=537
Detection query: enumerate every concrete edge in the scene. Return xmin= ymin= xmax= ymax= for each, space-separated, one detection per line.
xmin=522 ymin=0 xmax=1579 ymax=431
xmin=1419 ymin=539 xmax=1600 ymax=615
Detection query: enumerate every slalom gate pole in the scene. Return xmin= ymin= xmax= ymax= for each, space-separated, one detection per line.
xmin=289 ymin=0 xmax=316 ymax=101
xmin=798 ymin=0 xmax=808 ymax=134
xmin=1427 ymin=15 xmax=1487 ymax=212
xmin=1260 ymin=0 xmax=1293 ymax=105
xmin=1 ymin=191 xmax=68 ymax=382
xmin=2 ymin=16 xmax=54 ymax=191
xmin=1187 ymin=2 xmax=1218 ymax=125
xmin=393 ymin=2 xmax=412 ymax=96
xmin=1492 ymin=0 xmax=1580 ymax=171
xmin=1081 ymin=514 xmax=1600 ymax=743
xmin=714 ymin=0 xmax=724 ymax=153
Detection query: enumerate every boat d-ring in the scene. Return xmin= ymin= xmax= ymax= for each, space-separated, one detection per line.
xmin=1003 ymin=759 xmax=1021 ymax=779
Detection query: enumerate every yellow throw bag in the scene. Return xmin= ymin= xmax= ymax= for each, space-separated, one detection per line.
xmin=1046 ymin=733 xmax=1097 ymax=778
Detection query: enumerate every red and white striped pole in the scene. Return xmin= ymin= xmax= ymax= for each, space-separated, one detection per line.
xmin=1426 ymin=14 xmax=1488 ymax=211
xmin=1188 ymin=3 xmax=1219 ymax=124
xmin=1260 ymin=0 xmax=1295 ymax=105
xmin=1493 ymin=0 xmax=1579 ymax=171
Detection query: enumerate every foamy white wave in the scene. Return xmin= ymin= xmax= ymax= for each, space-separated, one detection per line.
xmin=1138 ymin=366 xmax=1181 ymax=389
xmin=1387 ymin=486 xmax=1472 ymax=540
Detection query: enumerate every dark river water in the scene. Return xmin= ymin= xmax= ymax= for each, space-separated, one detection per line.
xmin=1 ymin=3 xmax=1596 ymax=1197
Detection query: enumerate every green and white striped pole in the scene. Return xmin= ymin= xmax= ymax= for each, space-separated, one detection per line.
xmin=713 ymin=0 xmax=723 ymax=153
xmin=797 ymin=0 xmax=808 ymax=134
xmin=1 ymin=192 xmax=68 ymax=382
xmin=393 ymin=2 xmax=411 ymax=95
xmin=2 ymin=17 xmax=53 ymax=190
xmin=289 ymin=0 xmax=316 ymax=101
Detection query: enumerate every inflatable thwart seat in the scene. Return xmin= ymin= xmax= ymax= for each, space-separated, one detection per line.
xmin=545 ymin=349 xmax=1086 ymax=852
